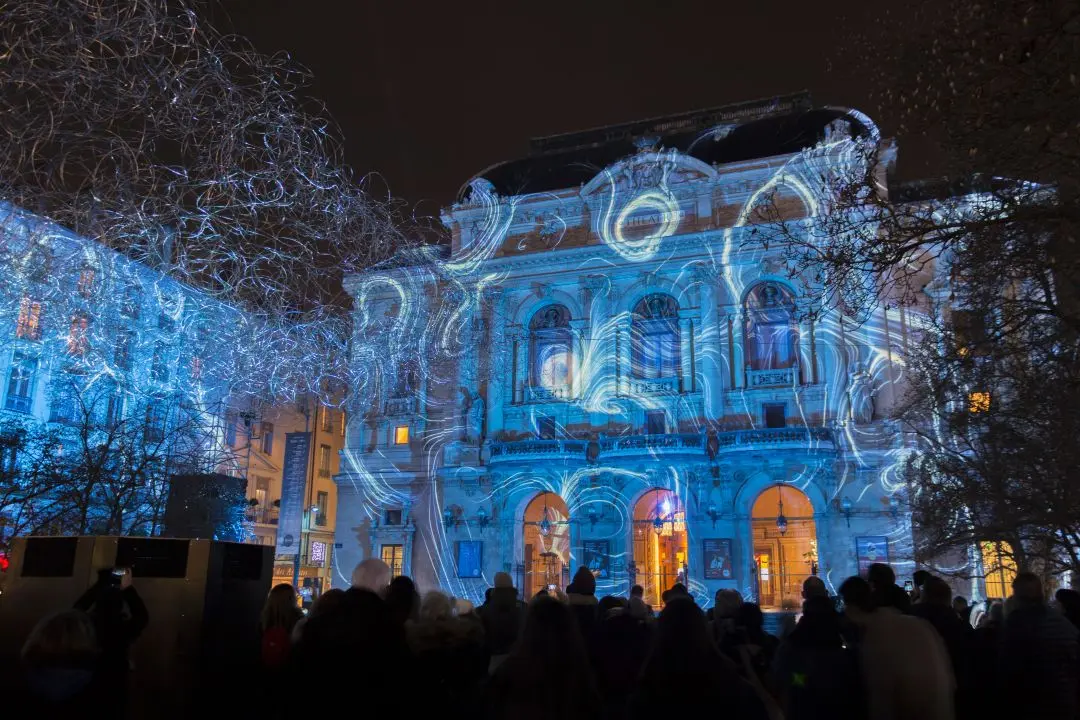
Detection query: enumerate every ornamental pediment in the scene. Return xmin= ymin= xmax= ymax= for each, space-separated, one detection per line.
xmin=580 ymin=150 xmax=716 ymax=198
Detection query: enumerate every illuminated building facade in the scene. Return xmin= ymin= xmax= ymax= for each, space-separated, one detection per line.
xmin=0 ymin=206 xmax=339 ymax=583
xmin=336 ymin=94 xmax=919 ymax=608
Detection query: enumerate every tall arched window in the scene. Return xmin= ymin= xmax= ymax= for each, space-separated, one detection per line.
xmin=744 ymin=283 xmax=798 ymax=370
xmin=632 ymin=294 xmax=680 ymax=379
xmin=529 ymin=305 xmax=573 ymax=393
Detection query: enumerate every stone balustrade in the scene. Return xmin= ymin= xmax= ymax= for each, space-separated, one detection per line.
xmin=745 ymin=364 xmax=798 ymax=389
xmin=488 ymin=438 xmax=589 ymax=463
xmin=384 ymin=396 xmax=417 ymax=416
xmin=598 ymin=433 xmax=707 ymax=459
xmin=714 ymin=426 xmax=835 ymax=453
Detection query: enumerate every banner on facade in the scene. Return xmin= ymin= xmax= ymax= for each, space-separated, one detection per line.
xmin=275 ymin=432 xmax=311 ymax=558
xmin=703 ymin=538 xmax=734 ymax=580
xmin=456 ymin=540 xmax=482 ymax=578
xmin=582 ymin=540 xmax=610 ymax=579
xmin=856 ymin=536 xmax=890 ymax=577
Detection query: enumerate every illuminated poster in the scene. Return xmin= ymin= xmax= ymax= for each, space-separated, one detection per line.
xmin=457 ymin=540 xmax=482 ymax=578
xmin=703 ymin=538 xmax=734 ymax=580
xmin=856 ymin=536 xmax=890 ymax=577
xmin=275 ymin=432 xmax=311 ymax=557
xmin=582 ymin=540 xmax=610 ymax=579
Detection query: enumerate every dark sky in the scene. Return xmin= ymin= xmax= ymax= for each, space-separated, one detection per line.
xmin=217 ymin=0 xmax=890 ymax=218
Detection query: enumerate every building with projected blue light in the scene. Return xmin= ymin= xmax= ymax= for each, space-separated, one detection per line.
xmin=336 ymin=93 xmax=918 ymax=609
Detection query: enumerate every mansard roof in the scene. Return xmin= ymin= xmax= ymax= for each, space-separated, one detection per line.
xmin=457 ymin=93 xmax=879 ymax=202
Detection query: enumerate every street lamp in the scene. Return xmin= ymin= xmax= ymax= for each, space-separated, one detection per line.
xmin=776 ymin=487 xmax=788 ymax=536
xmin=841 ymin=496 xmax=853 ymax=527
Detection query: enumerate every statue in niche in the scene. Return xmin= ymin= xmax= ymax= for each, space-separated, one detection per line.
xmin=467 ymin=392 xmax=485 ymax=443
xmin=849 ymin=363 xmax=875 ymax=425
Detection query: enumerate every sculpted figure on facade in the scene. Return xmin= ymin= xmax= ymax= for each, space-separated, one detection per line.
xmin=849 ymin=362 xmax=875 ymax=425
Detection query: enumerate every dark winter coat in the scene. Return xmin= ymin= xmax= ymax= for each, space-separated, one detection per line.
xmin=1000 ymin=603 xmax=1080 ymax=720
xmin=478 ymin=587 xmax=525 ymax=657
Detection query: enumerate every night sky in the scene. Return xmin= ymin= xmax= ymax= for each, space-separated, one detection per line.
xmin=217 ymin=0 xmax=896 ymax=218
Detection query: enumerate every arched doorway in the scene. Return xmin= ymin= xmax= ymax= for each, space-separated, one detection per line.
xmin=633 ymin=489 xmax=688 ymax=608
xmin=751 ymin=485 xmax=817 ymax=610
xmin=522 ymin=492 xmax=571 ymax=598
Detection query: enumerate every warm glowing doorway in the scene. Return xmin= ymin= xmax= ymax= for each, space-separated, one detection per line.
xmin=523 ymin=492 xmax=570 ymax=598
xmin=751 ymin=485 xmax=817 ymax=610
xmin=633 ymin=489 xmax=688 ymax=608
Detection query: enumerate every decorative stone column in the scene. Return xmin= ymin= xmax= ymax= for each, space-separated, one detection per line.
xmin=569 ymin=319 xmax=588 ymax=399
xmin=679 ymin=317 xmax=694 ymax=393
xmin=485 ymin=288 xmax=505 ymax=437
xmin=513 ymin=331 xmax=528 ymax=404
xmin=617 ymin=318 xmax=633 ymax=395
xmin=697 ymin=271 xmax=723 ymax=420
xmin=583 ymin=275 xmax=611 ymax=408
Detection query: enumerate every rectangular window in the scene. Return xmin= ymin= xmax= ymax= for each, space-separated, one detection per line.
xmin=380 ymin=544 xmax=404 ymax=579
xmin=980 ymin=541 xmax=1017 ymax=600
xmin=537 ymin=415 xmax=556 ymax=440
xmin=260 ymin=422 xmax=274 ymax=454
xmin=321 ymin=407 xmax=334 ymax=433
xmin=114 ymin=331 xmax=134 ymax=371
xmin=104 ymin=390 xmax=124 ymax=427
xmin=318 ymin=444 xmax=332 ymax=477
xmin=340 ymin=410 xmax=346 ymax=437
xmin=385 ymin=509 xmax=403 ymax=526
xmin=67 ymin=314 xmax=89 ymax=355
xmin=76 ymin=267 xmax=95 ymax=298
xmin=49 ymin=386 xmax=77 ymax=424
xmin=636 ymin=327 xmax=680 ymax=379
xmin=151 ymin=343 xmax=169 ymax=383
xmin=145 ymin=401 xmax=166 ymax=442
xmin=764 ymin=404 xmax=786 ymax=429
xmin=15 ymin=297 xmax=43 ymax=341
xmin=121 ymin=284 xmax=141 ymax=319
xmin=225 ymin=413 xmax=237 ymax=447
xmin=310 ymin=541 xmax=327 ymax=566
xmin=968 ymin=392 xmax=991 ymax=413
xmin=5 ymin=352 xmax=37 ymax=414
xmin=255 ymin=475 xmax=270 ymax=507
xmin=394 ymin=425 xmax=409 ymax=445
xmin=1 ymin=435 xmax=18 ymax=475
xmin=315 ymin=490 xmax=328 ymax=527
xmin=645 ymin=410 xmax=666 ymax=436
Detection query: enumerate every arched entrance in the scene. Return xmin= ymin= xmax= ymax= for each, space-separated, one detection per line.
xmin=751 ymin=485 xmax=817 ymax=610
xmin=522 ymin=492 xmax=571 ymax=598
xmin=632 ymin=489 xmax=688 ymax=608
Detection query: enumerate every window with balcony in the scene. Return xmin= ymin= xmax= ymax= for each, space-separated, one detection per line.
xmin=529 ymin=305 xmax=573 ymax=396
xmin=15 ymin=297 xmax=43 ymax=341
xmin=381 ymin=544 xmax=404 ymax=578
xmin=76 ymin=266 xmax=96 ymax=298
xmin=67 ymin=314 xmax=90 ymax=355
xmin=261 ymin=422 xmax=274 ymax=454
xmin=632 ymin=294 xmax=680 ymax=379
xmin=315 ymin=490 xmax=328 ymax=526
xmin=5 ymin=352 xmax=38 ymax=414
xmin=318 ymin=444 xmax=332 ymax=477
xmin=745 ymin=283 xmax=798 ymax=371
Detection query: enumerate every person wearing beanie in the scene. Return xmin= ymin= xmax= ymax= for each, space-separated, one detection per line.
xmin=478 ymin=571 xmax=526 ymax=672
xmin=566 ymin=566 xmax=599 ymax=641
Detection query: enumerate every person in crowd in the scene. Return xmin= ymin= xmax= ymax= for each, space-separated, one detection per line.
xmin=866 ymin=563 xmax=912 ymax=613
xmin=627 ymin=584 xmax=652 ymax=618
xmin=951 ymin=595 xmax=971 ymax=624
xmin=969 ymin=601 xmax=1004 ymax=719
xmin=772 ymin=577 xmax=865 ymax=720
xmin=710 ymin=588 xmax=744 ymax=647
xmin=910 ymin=569 xmax=932 ymax=604
xmin=73 ymin=567 xmax=148 ymax=693
xmin=350 ymin=557 xmax=391 ymax=595
xmin=910 ymin=576 xmax=974 ymax=718
xmin=565 ymin=566 xmax=599 ymax=641
xmin=385 ymin=575 xmax=421 ymax=628
xmin=478 ymin=572 xmax=526 ymax=672
xmin=629 ymin=597 xmax=769 ymax=720
xmin=999 ymin=572 xmax=1080 ymax=719
xmin=14 ymin=609 xmax=103 ymax=713
xmin=839 ymin=576 xmax=954 ymax=720
xmin=661 ymin=582 xmax=691 ymax=605
xmin=290 ymin=587 xmax=346 ymax=643
xmin=597 ymin=594 xmax=626 ymax=618
xmin=485 ymin=595 xmax=601 ymax=720
xmin=719 ymin=602 xmax=779 ymax=689
xmin=259 ymin=583 xmax=303 ymax=671
xmin=408 ymin=591 xmax=488 ymax=720
xmin=1054 ymin=587 xmax=1080 ymax=630
xmin=589 ymin=596 xmax=653 ymax=719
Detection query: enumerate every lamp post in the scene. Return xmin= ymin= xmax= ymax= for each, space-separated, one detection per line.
xmin=775 ymin=487 xmax=788 ymax=536
xmin=841 ymin=497 xmax=853 ymax=528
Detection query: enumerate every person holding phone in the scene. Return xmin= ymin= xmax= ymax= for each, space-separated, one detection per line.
xmin=73 ymin=566 xmax=149 ymax=706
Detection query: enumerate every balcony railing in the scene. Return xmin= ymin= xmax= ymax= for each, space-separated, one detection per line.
xmin=624 ymin=376 xmax=680 ymax=395
xmin=598 ymin=433 xmax=707 ymax=459
xmin=714 ymin=427 xmax=835 ymax=453
xmin=489 ymin=438 xmax=588 ymax=463
xmin=384 ymin=397 xmax=416 ymax=416
xmin=246 ymin=507 xmax=279 ymax=525
xmin=745 ymin=364 xmax=798 ymax=389
xmin=524 ymin=384 xmax=572 ymax=403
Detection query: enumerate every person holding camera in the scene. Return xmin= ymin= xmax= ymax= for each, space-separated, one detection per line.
xmin=73 ymin=567 xmax=149 ymax=697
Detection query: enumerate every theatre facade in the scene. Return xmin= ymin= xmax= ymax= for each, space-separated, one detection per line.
xmin=334 ymin=94 xmax=918 ymax=609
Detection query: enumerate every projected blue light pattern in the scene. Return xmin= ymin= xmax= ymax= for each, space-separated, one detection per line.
xmin=334 ymin=107 xmax=929 ymax=606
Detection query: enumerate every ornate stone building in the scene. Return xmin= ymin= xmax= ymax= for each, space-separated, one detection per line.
xmin=335 ymin=93 xmax=916 ymax=609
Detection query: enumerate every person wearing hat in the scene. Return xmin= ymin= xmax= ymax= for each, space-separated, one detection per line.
xmin=566 ymin=566 xmax=600 ymax=641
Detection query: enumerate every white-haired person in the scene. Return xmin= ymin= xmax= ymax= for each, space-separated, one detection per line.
xmin=350 ymin=558 xmax=392 ymax=595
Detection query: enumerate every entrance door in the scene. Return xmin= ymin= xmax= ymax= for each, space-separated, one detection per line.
xmin=522 ymin=492 xmax=570 ymax=598
xmin=632 ymin=488 xmax=687 ymax=608
xmin=751 ymin=485 xmax=817 ymax=610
